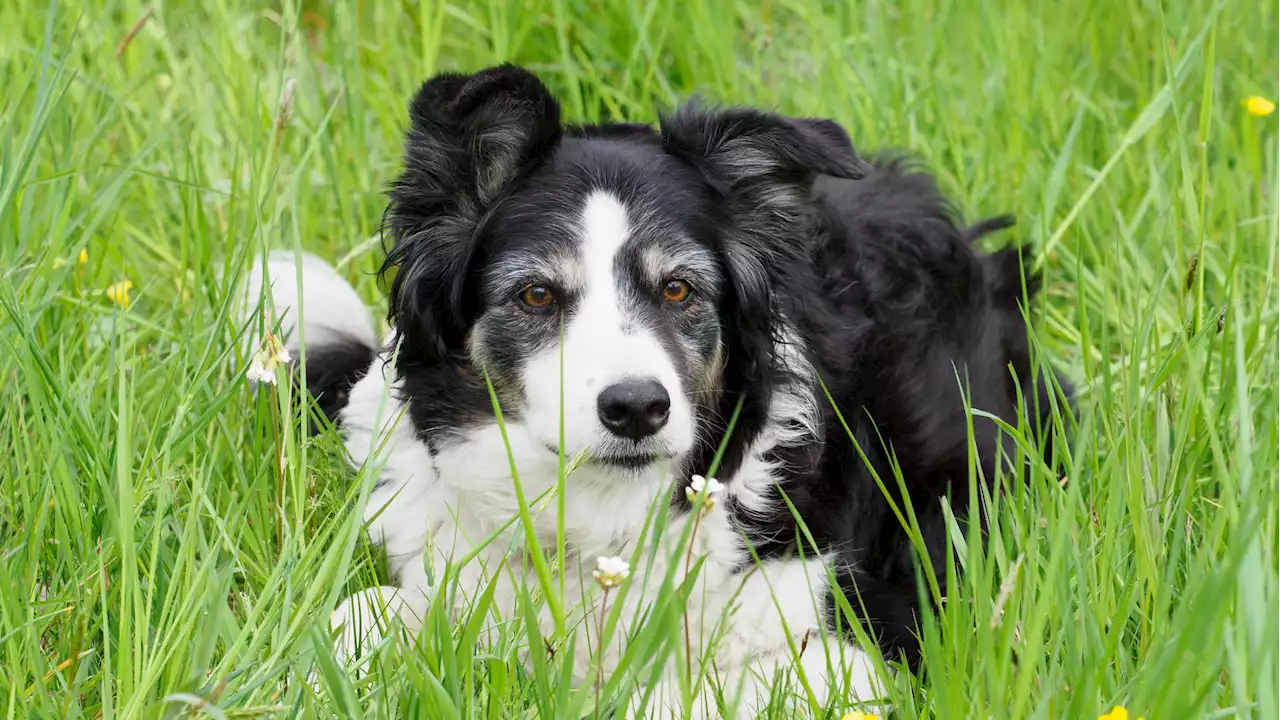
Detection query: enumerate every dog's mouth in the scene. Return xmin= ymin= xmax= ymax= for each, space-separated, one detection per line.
xmin=542 ymin=444 xmax=672 ymax=470
xmin=591 ymin=452 xmax=670 ymax=469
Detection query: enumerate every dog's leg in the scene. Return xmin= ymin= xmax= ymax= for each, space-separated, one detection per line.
xmin=778 ymin=637 xmax=886 ymax=716
xmin=629 ymin=635 xmax=884 ymax=719
xmin=627 ymin=553 xmax=889 ymax=718
xmin=329 ymin=585 xmax=430 ymax=670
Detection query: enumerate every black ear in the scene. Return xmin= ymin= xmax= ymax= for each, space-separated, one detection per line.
xmin=660 ymin=102 xmax=869 ymax=190
xmin=383 ymin=64 xmax=561 ymax=362
xmin=786 ymin=117 xmax=868 ymax=174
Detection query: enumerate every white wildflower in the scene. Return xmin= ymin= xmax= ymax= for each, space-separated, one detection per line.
xmin=684 ymin=474 xmax=723 ymax=506
xmin=246 ymin=333 xmax=291 ymax=385
xmin=246 ymin=350 xmax=276 ymax=385
xmin=592 ymin=555 xmax=630 ymax=589
xmin=264 ymin=332 xmax=291 ymax=366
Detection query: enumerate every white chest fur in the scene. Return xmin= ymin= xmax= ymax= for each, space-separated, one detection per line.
xmin=333 ymin=350 xmax=882 ymax=717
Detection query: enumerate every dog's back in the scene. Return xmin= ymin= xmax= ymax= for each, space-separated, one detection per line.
xmin=784 ymin=159 xmax=1072 ymax=663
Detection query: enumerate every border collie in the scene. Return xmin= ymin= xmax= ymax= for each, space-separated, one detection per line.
xmin=243 ymin=64 xmax=1069 ymax=717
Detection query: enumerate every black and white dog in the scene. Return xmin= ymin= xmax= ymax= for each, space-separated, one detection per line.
xmin=244 ymin=64 xmax=1068 ymax=716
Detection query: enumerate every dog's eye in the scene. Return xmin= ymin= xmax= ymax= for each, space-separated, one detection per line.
xmin=518 ymin=284 xmax=555 ymax=310
xmin=662 ymin=279 xmax=692 ymax=304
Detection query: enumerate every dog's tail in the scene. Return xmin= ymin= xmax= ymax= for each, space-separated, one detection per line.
xmin=239 ymin=250 xmax=378 ymax=423
xmin=964 ymin=217 xmax=1074 ymax=463
xmin=962 ymin=215 xmax=1043 ymax=304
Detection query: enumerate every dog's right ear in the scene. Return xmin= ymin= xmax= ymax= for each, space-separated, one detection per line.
xmin=383 ymin=64 xmax=561 ymax=362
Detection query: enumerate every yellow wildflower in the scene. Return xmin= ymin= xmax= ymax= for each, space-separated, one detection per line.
xmin=1244 ymin=96 xmax=1275 ymax=117
xmin=1098 ymin=705 xmax=1144 ymax=720
xmin=841 ymin=713 xmax=880 ymax=720
xmin=52 ymin=249 xmax=88 ymax=269
xmin=106 ymin=280 xmax=133 ymax=309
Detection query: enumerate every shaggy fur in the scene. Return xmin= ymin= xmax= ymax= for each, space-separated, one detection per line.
xmin=244 ymin=64 xmax=1070 ymax=717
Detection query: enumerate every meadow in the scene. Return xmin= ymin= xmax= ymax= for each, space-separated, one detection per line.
xmin=1 ymin=0 xmax=1276 ymax=717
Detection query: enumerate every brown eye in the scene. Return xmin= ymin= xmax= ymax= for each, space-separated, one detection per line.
xmin=519 ymin=284 xmax=555 ymax=310
xmin=662 ymin=279 xmax=692 ymax=304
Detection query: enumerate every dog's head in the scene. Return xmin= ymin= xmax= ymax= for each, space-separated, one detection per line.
xmin=383 ymin=64 xmax=867 ymax=473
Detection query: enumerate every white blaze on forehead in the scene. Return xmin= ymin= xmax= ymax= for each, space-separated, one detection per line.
xmin=579 ymin=191 xmax=631 ymax=303
xmin=573 ymin=190 xmax=636 ymax=345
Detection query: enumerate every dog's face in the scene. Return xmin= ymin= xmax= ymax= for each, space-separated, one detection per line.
xmin=383 ymin=64 xmax=867 ymax=475
xmin=469 ymin=147 xmax=725 ymax=468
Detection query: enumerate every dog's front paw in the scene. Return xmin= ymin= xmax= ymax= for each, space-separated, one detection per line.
xmin=625 ymin=679 xmax=729 ymax=720
xmin=329 ymin=585 xmax=423 ymax=670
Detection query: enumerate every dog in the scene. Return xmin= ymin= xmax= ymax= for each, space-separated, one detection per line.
xmin=242 ymin=64 xmax=1070 ymax=717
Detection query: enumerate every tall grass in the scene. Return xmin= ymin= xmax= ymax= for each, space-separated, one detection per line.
xmin=1 ymin=0 xmax=1276 ymax=717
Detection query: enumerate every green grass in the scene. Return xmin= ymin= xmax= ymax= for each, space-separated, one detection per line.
xmin=1 ymin=0 xmax=1276 ymax=717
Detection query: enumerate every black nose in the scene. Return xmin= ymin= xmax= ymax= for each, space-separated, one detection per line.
xmin=597 ymin=379 xmax=671 ymax=440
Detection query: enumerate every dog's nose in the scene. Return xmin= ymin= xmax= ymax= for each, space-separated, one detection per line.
xmin=597 ymin=379 xmax=671 ymax=440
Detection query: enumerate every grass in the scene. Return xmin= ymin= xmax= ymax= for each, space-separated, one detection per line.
xmin=1 ymin=0 xmax=1276 ymax=717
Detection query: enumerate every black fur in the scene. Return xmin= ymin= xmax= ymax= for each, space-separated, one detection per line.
xmin=366 ymin=65 xmax=1071 ymax=668
xmin=718 ymin=158 xmax=1071 ymax=666
xmin=302 ymin=336 xmax=376 ymax=425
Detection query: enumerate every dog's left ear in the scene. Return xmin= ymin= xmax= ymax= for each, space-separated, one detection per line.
xmin=659 ymin=103 xmax=869 ymax=189
xmin=786 ymin=117 xmax=869 ymax=174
